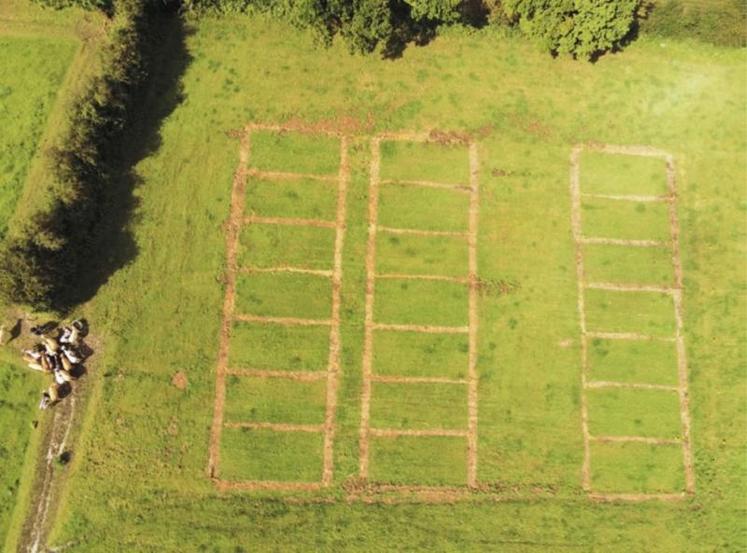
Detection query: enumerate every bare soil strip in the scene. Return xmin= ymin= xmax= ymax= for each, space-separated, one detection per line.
xmin=239 ymin=266 xmax=333 ymax=278
xmin=369 ymin=428 xmax=469 ymax=438
xmin=665 ymin=157 xmax=697 ymax=494
xmin=585 ymin=380 xmax=678 ymax=392
xmin=585 ymin=282 xmax=676 ymax=294
xmin=247 ymin=168 xmax=338 ymax=183
xmin=571 ymin=143 xmax=696 ymax=500
xmin=585 ymin=331 xmax=676 ymax=342
xmin=358 ymin=137 xmax=381 ymax=479
xmin=380 ymin=179 xmax=472 ymax=193
xmin=375 ymin=273 xmax=469 ymax=284
xmin=245 ymin=121 xmax=344 ymax=137
xmin=234 ymin=314 xmax=332 ymax=327
xmin=579 ymin=237 xmax=669 ymax=248
xmin=371 ymin=323 xmax=469 ymax=334
xmin=376 ymin=131 xmax=431 ymax=142
xmin=569 ymin=146 xmax=594 ymax=492
xmin=216 ymin=480 xmax=323 ymax=492
xmin=224 ymin=422 xmax=324 ymax=433
xmin=370 ymin=375 xmax=467 ymax=385
xmin=580 ymin=192 xmax=671 ymax=203
xmin=321 ymin=135 xmax=350 ymax=486
xmin=466 ymin=141 xmax=480 ymax=489
xmin=226 ymin=368 xmax=328 ymax=381
xmin=207 ymin=128 xmax=250 ymax=479
xmin=377 ymin=226 xmax=470 ymax=238
xmin=589 ymin=435 xmax=681 ymax=445
xmin=589 ymin=492 xmax=685 ymax=503
xmin=243 ymin=215 xmax=336 ymax=228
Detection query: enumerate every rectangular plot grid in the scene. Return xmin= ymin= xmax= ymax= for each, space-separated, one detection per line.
xmin=570 ymin=144 xmax=695 ymax=501
xmin=208 ymin=123 xmax=349 ymax=491
xmin=359 ymin=133 xmax=480 ymax=490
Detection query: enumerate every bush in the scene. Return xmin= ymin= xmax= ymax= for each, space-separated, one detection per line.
xmin=639 ymin=0 xmax=747 ymax=47
xmin=0 ymin=0 xmax=151 ymax=311
xmin=501 ymin=0 xmax=643 ymax=59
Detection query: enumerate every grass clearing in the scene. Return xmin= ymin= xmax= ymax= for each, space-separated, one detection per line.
xmin=583 ymin=243 xmax=674 ymax=286
xmin=380 ymin=140 xmax=469 ymax=184
xmin=250 ymin=129 xmax=340 ymax=175
xmin=235 ymin=271 xmax=332 ymax=319
xmin=591 ymin=441 xmax=685 ymax=493
xmin=245 ymin=176 xmax=338 ymax=220
xmin=238 ymin=223 xmax=336 ymax=270
xmin=369 ymin=435 xmax=467 ymax=485
xmin=370 ymin=382 xmax=468 ymax=430
xmin=580 ymin=151 xmax=669 ymax=196
xmin=377 ymin=185 xmax=469 ymax=232
xmin=587 ymin=387 xmax=682 ymax=438
xmin=228 ymin=321 xmax=329 ymax=371
xmin=220 ymin=427 xmax=323 ymax=482
xmin=224 ymin=375 xmax=327 ymax=424
xmin=372 ymin=330 xmax=469 ymax=379
xmin=375 ymin=232 xmax=468 ymax=277
xmin=588 ymin=338 xmax=679 ymax=386
xmin=373 ymin=278 xmax=468 ymax=327
xmin=581 ymin=197 xmax=671 ymax=242
xmin=585 ymin=289 xmax=676 ymax=337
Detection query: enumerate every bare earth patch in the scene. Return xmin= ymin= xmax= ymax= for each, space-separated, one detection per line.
xmin=172 ymin=371 xmax=188 ymax=390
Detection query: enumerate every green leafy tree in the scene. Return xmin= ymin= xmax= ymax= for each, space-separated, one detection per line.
xmin=502 ymin=0 xmax=641 ymax=59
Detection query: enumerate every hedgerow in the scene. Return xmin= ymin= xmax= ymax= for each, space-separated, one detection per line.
xmin=0 ymin=0 xmax=152 ymax=311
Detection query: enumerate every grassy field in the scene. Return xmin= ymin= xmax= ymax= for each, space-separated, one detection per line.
xmin=1 ymin=8 xmax=744 ymax=552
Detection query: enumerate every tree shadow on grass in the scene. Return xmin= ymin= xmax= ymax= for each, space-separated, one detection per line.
xmin=381 ymin=0 xmax=489 ymax=60
xmin=57 ymin=12 xmax=193 ymax=310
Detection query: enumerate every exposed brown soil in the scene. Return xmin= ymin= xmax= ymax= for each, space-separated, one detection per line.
xmin=171 ymin=371 xmax=188 ymax=390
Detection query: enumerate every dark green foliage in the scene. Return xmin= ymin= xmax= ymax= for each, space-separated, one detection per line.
xmin=0 ymin=0 xmax=150 ymax=311
xmin=501 ymin=0 xmax=642 ymax=59
xmin=639 ymin=0 xmax=747 ymax=47
xmin=30 ymin=0 xmax=113 ymax=12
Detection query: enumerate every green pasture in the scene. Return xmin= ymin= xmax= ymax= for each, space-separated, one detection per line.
xmin=0 ymin=36 xmax=77 ymax=236
xmin=0 ymin=8 xmax=743 ymax=552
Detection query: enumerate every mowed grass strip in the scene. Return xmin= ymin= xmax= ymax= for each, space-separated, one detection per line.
xmin=224 ymin=375 xmax=327 ymax=425
xmin=581 ymin=197 xmax=671 ymax=242
xmin=588 ymin=338 xmax=678 ymax=386
xmin=370 ymin=382 xmax=467 ymax=430
xmin=587 ymin=388 xmax=682 ymax=439
xmin=580 ymin=151 xmax=669 ymax=196
xmin=245 ymin=176 xmax=338 ymax=220
xmin=583 ymin=243 xmax=674 ymax=287
xmin=238 ymin=224 xmax=335 ymax=271
xmin=378 ymin=185 xmax=470 ymax=232
xmin=219 ymin=427 xmax=323 ymax=482
xmin=585 ymin=289 xmax=676 ymax=337
xmin=235 ymin=272 xmax=332 ymax=319
xmin=250 ymin=129 xmax=340 ymax=175
xmin=229 ymin=321 xmax=329 ymax=371
xmin=374 ymin=278 xmax=468 ymax=327
xmin=590 ymin=441 xmax=685 ymax=493
xmin=376 ymin=232 xmax=468 ymax=278
xmin=372 ymin=330 xmax=469 ymax=379
xmin=369 ymin=435 xmax=467 ymax=485
xmin=379 ymin=140 xmax=469 ymax=184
